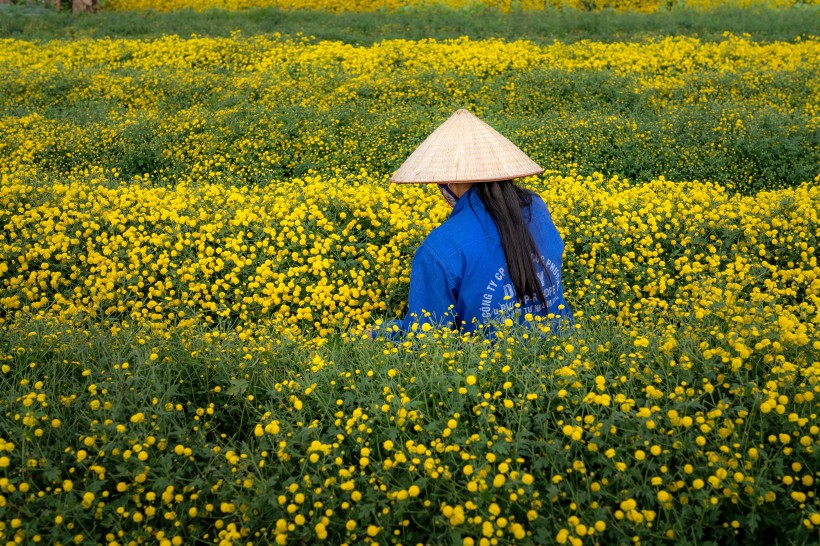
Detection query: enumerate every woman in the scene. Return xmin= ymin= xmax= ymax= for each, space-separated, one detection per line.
xmin=375 ymin=109 xmax=572 ymax=337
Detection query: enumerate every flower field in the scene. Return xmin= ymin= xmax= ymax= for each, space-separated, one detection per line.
xmin=1 ymin=34 xmax=817 ymax=190
xmin=102 ymin=0 xmax=818 ymax=14
xmin=1 ymin=7 xmax=819 ymax=546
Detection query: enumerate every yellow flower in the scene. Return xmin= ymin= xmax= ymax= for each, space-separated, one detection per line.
xmin=791 ymin=492 xmax=806 ymax=503
xmin=81 ymin=492 xmax=95 ymax=508
xmin=620 ymin=499 xmax=637 ymax=511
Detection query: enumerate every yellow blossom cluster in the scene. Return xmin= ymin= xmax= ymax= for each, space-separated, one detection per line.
xmin=1 ymin=171 xmax=817 ymax=342
xmin=0 ymin=34 xmax=816 ymax=191
xmin=0 ymin=170 xmax=435 ymax=337
xmin=1 ymin=33 xmax=814 ymax=80
xmin=103 ymin=0 xmax=816 ymax=14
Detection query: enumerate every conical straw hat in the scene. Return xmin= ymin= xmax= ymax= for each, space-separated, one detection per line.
xmin=390 ymin=109 xmax=543 ymax=184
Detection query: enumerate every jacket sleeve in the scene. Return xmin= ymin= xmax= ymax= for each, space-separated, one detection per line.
xmin=374 ymin=242 xmax=457 ymax=339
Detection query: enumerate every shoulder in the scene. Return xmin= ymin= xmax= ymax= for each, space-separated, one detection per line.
xmin=528 ymin=190 xmax=549 ymax=211
xmin=417 ymin=221 xmax=469 ymax=263
xmin=421 ymin=202 xmax=486 ymax=255
xmin=527 ymin=191 xmax=554 ymax=221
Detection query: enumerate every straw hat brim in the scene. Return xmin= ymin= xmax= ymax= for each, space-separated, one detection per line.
xmin=390 ymin=109 xmax=544 ymax=184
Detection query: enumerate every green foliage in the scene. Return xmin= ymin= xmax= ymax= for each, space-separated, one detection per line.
xmin=1 ymin=315 xmax=818 ymax=544
xmin=1 ymin=4 xmax=819 ymax=43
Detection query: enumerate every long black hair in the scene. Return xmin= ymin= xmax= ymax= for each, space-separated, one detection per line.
xmin=474 ymin=180 xmax=551 ymax=305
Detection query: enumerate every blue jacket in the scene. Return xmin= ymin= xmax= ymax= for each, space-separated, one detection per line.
xmin=378 ymin=186 xmax=572 ymax=336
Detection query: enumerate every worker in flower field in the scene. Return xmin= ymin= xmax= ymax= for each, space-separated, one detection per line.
xmin=373 ymin=109 xmax=572 ymax=337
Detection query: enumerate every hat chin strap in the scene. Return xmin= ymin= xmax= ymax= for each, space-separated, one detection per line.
xmin=438 ymin=184 xmax=459 ymax=208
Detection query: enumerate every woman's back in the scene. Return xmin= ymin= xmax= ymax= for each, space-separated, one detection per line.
xmin=396 ymin=186 xmax=571 ymax=333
